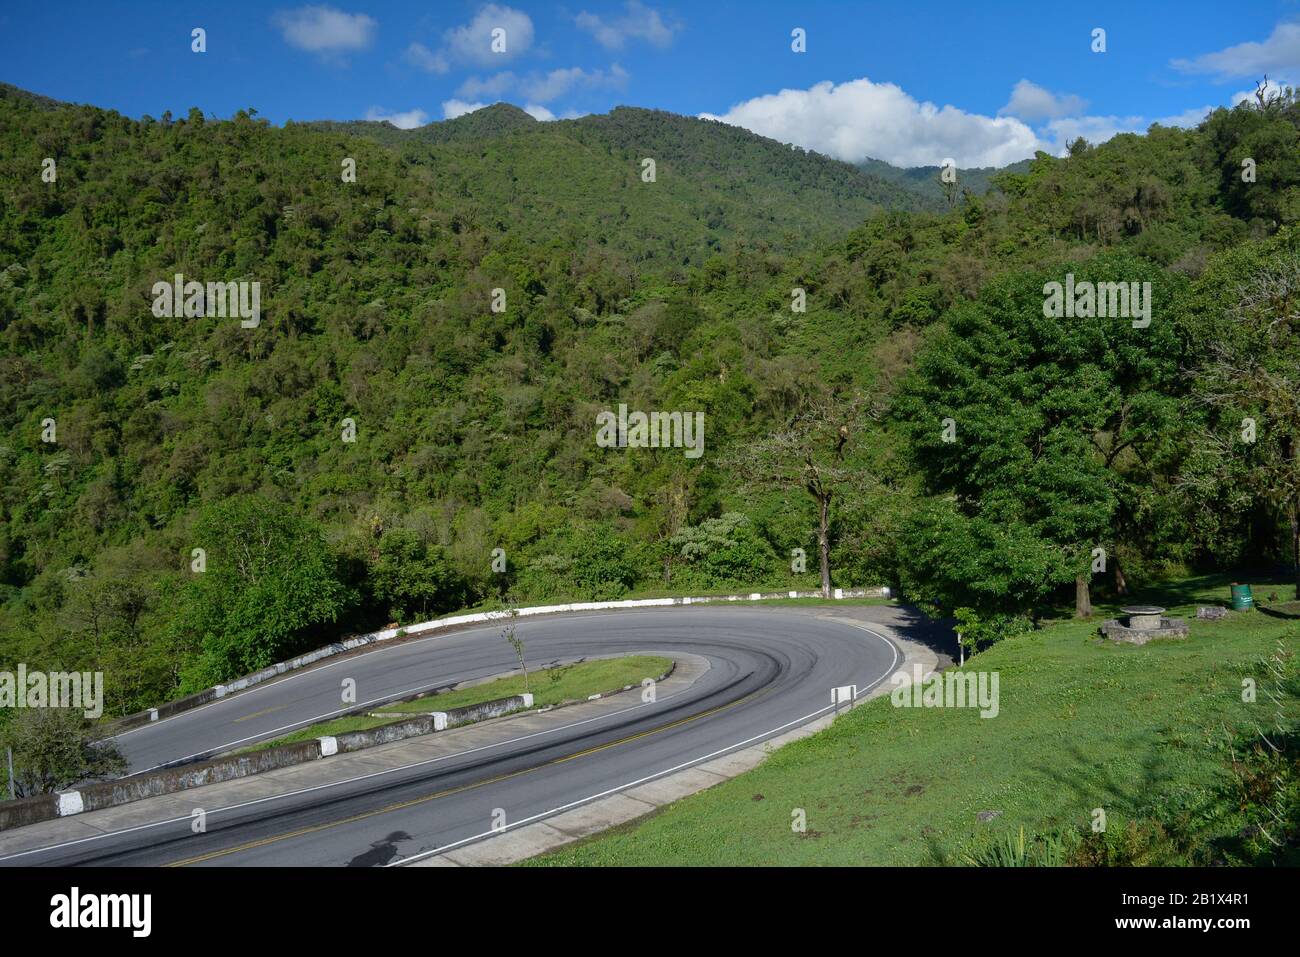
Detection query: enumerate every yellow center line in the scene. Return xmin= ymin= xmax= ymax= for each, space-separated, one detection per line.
xmin=233 ymin=704 xmax=288 ymax=723
xmin=165 ymin=685 xmax=767 ymax=867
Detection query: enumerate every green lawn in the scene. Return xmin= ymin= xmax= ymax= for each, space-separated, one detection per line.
xmin=238 ymin=655 xmax=672 ymax=753
xmin=526 ymin=575 xmax=1300 ymax=866
xmin=376 ymin=655 xmax=672 ymax=713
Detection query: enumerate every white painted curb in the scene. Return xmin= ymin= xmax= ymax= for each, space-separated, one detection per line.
xmin=56 ymin=791 xmax=84 ymax=817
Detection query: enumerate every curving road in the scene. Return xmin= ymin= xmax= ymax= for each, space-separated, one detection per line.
xmin=2 ymin=605 xmax=906 ymax=867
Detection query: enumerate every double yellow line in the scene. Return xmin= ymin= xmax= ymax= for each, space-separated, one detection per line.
xmin=166 ymin=685 xmax=763 ymax=866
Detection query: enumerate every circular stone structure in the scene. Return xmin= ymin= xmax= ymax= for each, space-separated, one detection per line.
xmin=1122 ymin=605 xmax=1166 ymax=630
xmin=1100 ymin=606 xmax=1188 ymax=645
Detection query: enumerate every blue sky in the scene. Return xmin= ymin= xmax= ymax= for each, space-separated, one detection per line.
xmin=1 ymin=1 xmax=1298 ymax=166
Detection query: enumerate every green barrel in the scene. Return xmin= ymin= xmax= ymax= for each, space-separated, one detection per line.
xmin=1230 ymin=583 xmax=1254 ymax=611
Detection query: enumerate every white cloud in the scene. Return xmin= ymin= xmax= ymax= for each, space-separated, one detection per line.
xmin=999 ymin=80 xmax=1088 ymax=121
xmin=404 ymin=42 xmax=448 ymax=74
xmin=456 ymin=72 xmax=519 ymax=99
xmin=441 ymin=99 xmax=489 ymax=120
xmin=1173 ymin=21 xmax=1300 ymax=78
xmin=411 ymin=4 xmax=533 ymax=73
xmin=523 ymin=104 xmax=556 ymax=121
xmin=457 ymin=64 xmax=629 ymax=103
xmin=576 ymin=1 xmax=678 ymax=50
xmin=701 ymin=76 xmax=1223 ymax=168
xmin=274 ymin=6 xmax=376 ymax=55
xmin=364 ymin=106 xmax=429 ymax=129
xmin=700 ymin=78 xmax=1042 ymax=168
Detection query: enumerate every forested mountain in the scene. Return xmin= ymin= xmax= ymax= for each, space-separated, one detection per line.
xmin=301 ymin=102 xmax=542 ymax=147
xmin=3 ymin=79 xmax=1300 ymax=716
xmin=858 ymin=155 xmax=1034 ymax=203
xmin=302 ymin=102 xmax=934 ymax=267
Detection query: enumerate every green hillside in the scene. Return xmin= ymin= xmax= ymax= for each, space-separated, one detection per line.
xmin=299 ymin=102 xmax=541 ymax=148
xmin=303 ymin=103 xmax=932 ymax=268
xmin=858 ymin=155 xmax=1034 ymax=203
xmin=3 ymin=81 xmax=1300 ymax=721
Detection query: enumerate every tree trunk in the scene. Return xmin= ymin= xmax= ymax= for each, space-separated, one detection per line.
xmin=1075 ymin=575 xmax=1092 ymax=619
xmin=818 ymin=494 xmax=832 ymax=599
xmin=1113 ymin=558 xmax=1128 ymax=596
xmin=1291 ymin=504 xmax=1300 ymax=596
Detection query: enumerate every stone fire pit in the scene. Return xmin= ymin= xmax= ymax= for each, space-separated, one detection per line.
xmin=1099 ymin=605 xmax=1189 ymax=645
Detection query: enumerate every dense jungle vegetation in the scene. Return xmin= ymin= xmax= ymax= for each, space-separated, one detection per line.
xmin=3 ymin=79 xmax=1300 ymax=714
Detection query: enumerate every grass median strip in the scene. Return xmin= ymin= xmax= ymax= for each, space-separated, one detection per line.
xmin=238 ymin=655 xmax=673 ymax=754
xmin=376 ymin=655 xmax=672 ymax=714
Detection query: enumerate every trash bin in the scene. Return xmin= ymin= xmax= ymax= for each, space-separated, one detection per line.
xmin=1230 ymin=583 xmax=1255 ymax=611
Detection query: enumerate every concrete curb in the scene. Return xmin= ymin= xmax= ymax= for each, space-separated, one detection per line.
xmin=97 ymin=588 xmax=889 ymax=737
xmin=405 ymin=619 xmax=940 ymax=866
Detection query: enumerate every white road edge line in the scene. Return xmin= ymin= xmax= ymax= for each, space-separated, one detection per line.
xmin=385 ymin=624 xmax=901 ymax=867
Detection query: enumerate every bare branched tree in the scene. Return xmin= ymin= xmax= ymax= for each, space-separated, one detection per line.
xmin=726 ymin=393 xmax=882 ymax=597
xmin=1255 ymin=75 xmax=1283 ymax=112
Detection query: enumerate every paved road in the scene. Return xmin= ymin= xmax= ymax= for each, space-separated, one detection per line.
xmin=9 ymin=605 xmax=907 ymax=866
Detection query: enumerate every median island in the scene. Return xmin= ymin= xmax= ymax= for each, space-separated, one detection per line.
xmin=240 ymin=655 xmax=673 ymax=754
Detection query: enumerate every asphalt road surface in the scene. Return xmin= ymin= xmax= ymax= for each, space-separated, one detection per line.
xmin=7 ymin=606 xmax=904 ymax=866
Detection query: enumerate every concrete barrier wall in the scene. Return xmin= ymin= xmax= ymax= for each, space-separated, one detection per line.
xmin=75 ymin=740 xmax=324 ymax=814
xmin=1 ymin=696 xmax=538 ymax=830
xmin=335 ymin=715 xmax=436 ymax=753
xmin=0 ymin=794 xmax=59 ymax=831
xmin=338 ymin=694 xmax=533 ymax=753
xmin=443 ymin=693 xmax=533 ymax=728
xmin=99 ymin=685 xmax=221 ymax=736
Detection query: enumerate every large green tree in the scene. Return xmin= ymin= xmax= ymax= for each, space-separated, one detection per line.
xmin=1184 ymin=228 xmax=1300 ymax=589
xmin=181 ymin=496 xmax=355 ymax=687
xmin=894 ymin=256 xmax=1187 ymax=617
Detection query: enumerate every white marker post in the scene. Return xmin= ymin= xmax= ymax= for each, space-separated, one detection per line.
xmin=831 ymin=685 xmax=856 ymax=714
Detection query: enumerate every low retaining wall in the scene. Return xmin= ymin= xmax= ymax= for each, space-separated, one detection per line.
xmin=0 ymin=794 xmax=59 ymax=831
xmin=0 ymin=694 xmax=537 ymax=832
xmin=337 ymin=693 xmax=534 ymax=752
xmin=75 ymin=740 xmax=324 ymax=814
xmin=98 ymin=587 xmax=888 ymax=737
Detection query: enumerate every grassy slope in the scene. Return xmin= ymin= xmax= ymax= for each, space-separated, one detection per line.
xmin=240 ymin=654 xmax=671 ymax=752
xmin=527 ymin=575 xmax=1299 ymax=865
